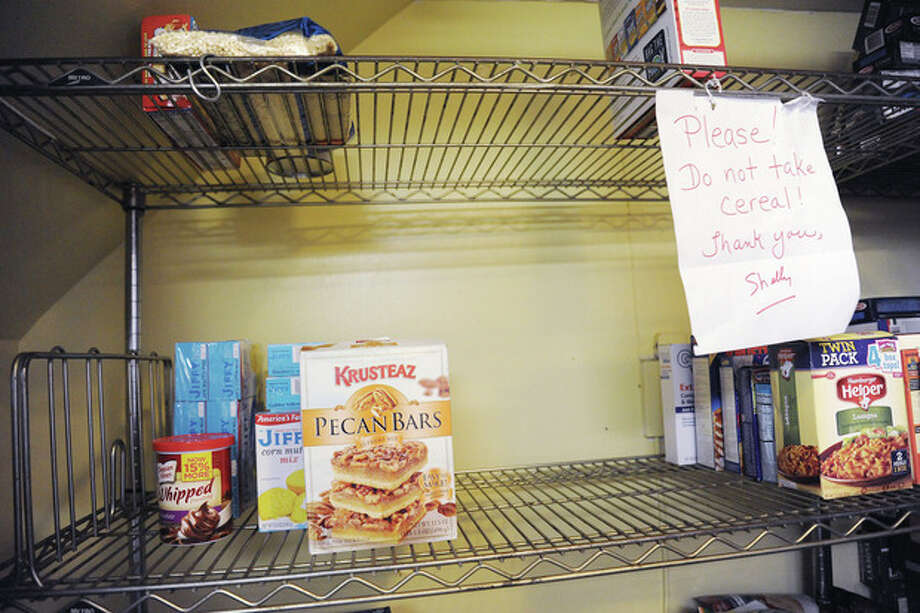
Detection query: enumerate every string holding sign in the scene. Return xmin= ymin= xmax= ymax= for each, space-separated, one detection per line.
xmin=655 ymin=89 xmax=859 ymax=355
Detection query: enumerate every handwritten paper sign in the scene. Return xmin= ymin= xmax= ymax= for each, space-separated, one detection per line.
xmin=655 ymin=90 xmax=860 ymax=355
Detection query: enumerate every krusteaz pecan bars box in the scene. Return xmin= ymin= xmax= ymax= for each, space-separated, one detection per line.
xmin=299 ymin=339 xmax=456 ymax=552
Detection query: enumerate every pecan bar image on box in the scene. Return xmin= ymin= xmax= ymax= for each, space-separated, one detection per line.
xmin=330 ymin=498 xmax=427 ymax=543
xmin=331 ymin=440 xmax=427 ymax=490
xmin=330 ymin=471 xmax=424 ymax=519
xmin=326 ymin=441 xmax=429 ymax=544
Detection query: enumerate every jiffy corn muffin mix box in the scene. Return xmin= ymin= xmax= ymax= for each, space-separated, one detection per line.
xmin=769 ymin=332 xmax=912 ymax=499
xmin=255 ymin=412 xmax=308 ymax=532
xmin=300 ymin=339 xmax=456 ymax=552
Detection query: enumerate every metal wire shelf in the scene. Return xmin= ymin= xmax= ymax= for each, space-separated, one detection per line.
xmin=4 ymin=456 xmax=920 ymax=612
xmin=0 ymin=56 xmax=918 ymax=208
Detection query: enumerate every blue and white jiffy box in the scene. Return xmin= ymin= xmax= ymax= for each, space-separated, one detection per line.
xmin=173 ymin=401 xmax=206 ymax=435
xmin=265 ymin=376 xmax=300 ymax=413
xmin=206 ymin=397 xmax=256 ymax=517
xmin=174 ymin=342 xmax=208 ymax=401
xmin=207 ymin=340 xmax=254 ymax=400
xmin=267 ymin=343 xmax=330 ymax=377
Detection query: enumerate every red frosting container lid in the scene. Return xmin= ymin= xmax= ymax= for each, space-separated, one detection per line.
xmin=153 ymin=433 xmax=235 ymax=453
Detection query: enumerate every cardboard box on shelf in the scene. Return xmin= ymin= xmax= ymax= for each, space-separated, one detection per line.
xmin=847 ymin=297 xmax=920 ymax=334
xmin=658 ymin=342 xmax=696 ymax=465
xmin=206 ymin=397 xmax=257 ymax=517
xmin=141 ymin=15 xmax=241 ymax=171
xmin=268 ymin=343 xmax=332 ymax=377
xmin=207 ymin=340 xmax=254 ymax=400
xmin=752 ymin=366 xmax=777 ymax=482
xmin=266 ymin=376 xmax=301 ymax=413
xmin=692 ymin=353 xmax=722 ymax=470
xmin=299 ymin=339 xmax=456 ymax=553
xmin=853 ymin=13 xmax=920 ymax=73
xmin=174 ymin=342 xmax=208 ymax=402
xmin=255 ymin=412 xmax=308 ymax=532
xmin=173 ymin=400 xmax=206 ymax=435
xmin=717 ymin=354 xmax=741 ymax=473
xmin=598 ymin=0 xmax=727 ymax=139
xmin=725 ymin=347 xmax=769 ymax=478
xmin=770 ymin=332 xmax=913 ymax=499
xmin=897 ymin=333 xmax=920 ymax=484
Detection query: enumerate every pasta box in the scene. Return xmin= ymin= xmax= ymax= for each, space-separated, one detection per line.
xmin=769 ymin=332 xmax=912 ymax=499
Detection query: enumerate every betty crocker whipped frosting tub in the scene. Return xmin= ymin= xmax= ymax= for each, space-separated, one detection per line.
xmin=769 ymin=332 xmax=912 ymax=499
xmin=153 ymin=433 xmax=234 ymax=544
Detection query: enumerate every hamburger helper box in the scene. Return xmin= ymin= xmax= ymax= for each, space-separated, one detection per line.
xmin=769 ymin=332 xmax=912 ymax=499
xmin=299 ymin=339 xmax=456 ymax=552
xmin=598 ymin=0 xmax=727 ymax=138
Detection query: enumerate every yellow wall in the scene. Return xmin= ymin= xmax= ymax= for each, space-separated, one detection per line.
xmin=8 ymin=1 xmax=900 ymax=611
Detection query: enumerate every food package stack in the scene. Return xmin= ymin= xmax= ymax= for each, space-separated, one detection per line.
xmin=141 ymin=15 xmax=241 ymax=172
xmin=852 ymin=1 xmax=920 ymax=73
xmin=174 ymin=340 xmax=256 ymax=516
xmin=265 ymin=343 xmax=331 ymax=412
xmin=598 ymin=0 xmax=727 ymax=138
xmin=150 ymin=17 xmax=352 ymax=179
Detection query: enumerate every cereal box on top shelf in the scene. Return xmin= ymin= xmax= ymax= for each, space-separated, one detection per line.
xmin=299 ymin=339 xmax=456 ymax=552
xmin=769 ymin=332 xmax=912 ymax=499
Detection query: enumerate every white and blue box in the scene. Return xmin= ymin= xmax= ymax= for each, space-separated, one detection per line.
xmin=267 ymin=343 xmax=328 ymax=377
xmin=206 ymin=397 xmax=256 ymax=517
xmin=207 ymin=340 xmax=253 ymax=400
xmin=173 ymin=401 xmax=206 ymax=435
xmin=267 ymin=343 xmax=306 ymax=377
xmin=658 ymin=342 xmax=696 ymax=466
xmin=265 ymin=376 xmax=300 ymax=412
xmin=174 ymin=342 xmax=208 ymax=401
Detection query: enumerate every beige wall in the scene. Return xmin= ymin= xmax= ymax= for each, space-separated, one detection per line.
xmin=6 ymin=1 xmax=904 ymax=612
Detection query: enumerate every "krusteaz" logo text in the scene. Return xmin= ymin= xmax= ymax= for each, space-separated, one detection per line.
xmin=335 ymin=364 xmax=416 ymax=386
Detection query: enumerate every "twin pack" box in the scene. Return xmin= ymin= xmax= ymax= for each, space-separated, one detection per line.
xmin=299 ymin=339 xmax=456 ymax=552
xmin=770 ymin=332 xmax=912 ymax=499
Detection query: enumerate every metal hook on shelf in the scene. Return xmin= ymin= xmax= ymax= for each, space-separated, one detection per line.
xmin=704 ymin=76 xmax=723 ymax=110
xmin=187 ymin=55 xmax=222 ymax=103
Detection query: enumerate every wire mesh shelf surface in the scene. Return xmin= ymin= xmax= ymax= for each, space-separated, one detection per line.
xmin=0 ymin=56 xmax=918 ymax=207
xmin=5 ymin=456 xmax=920 ymax=611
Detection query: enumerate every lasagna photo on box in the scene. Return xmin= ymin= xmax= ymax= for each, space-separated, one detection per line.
xmin=300 ymin=340 xmax=456 ymax=552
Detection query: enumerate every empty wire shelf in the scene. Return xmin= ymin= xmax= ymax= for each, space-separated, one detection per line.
xmin=0 ymin=57 xmax=918 ymax=208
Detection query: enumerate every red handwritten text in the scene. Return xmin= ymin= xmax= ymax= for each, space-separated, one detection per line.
xmin=746 ymin=265 xmax=793 ymax=296
xmin=772 ymin=227 xmax=824 ymax=259
xmin=702 ymin=229 xmax=766 ymax=258
xmin=720 ymin=186 xmax=799 ymax=216
xmin=673 ymin=113 xmax=772 ymax=150
xmin=768 ymin=152 xmax=814 ymax=179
